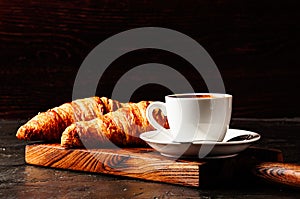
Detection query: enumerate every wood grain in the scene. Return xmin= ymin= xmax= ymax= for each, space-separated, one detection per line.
xmin=25 ymin=144 xmax=284 ymax=187
xmin=0 ymin=0 xmax=299 ymax=119
xmin=26 ymin=144 xmax=203 ymax=187
xmin=2 ymin=118 xmax=300 ymax=199
xmin=254 ymin=162 xmax=300 ymax=189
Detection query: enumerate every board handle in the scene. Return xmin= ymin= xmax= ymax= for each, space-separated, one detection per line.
xmin=253 ymin=162 xmax=300 ymax=189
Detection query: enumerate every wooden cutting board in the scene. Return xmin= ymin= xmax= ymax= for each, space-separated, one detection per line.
xmin=25 ymin=144 xmax=283 ymax=187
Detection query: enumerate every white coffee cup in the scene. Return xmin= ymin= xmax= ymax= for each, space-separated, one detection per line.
xmin=146 ymin=93 xmax=232 ymax=143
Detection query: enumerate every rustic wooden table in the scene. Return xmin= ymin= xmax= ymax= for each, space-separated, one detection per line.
xmin=1 ymin=1 xmax=299 ymax=198
xmin=1 ymin=119 xmax=299 ymax=198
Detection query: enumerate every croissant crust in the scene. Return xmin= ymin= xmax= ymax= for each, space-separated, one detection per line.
xmin=16 ymin=97 xmax=126 ymax=141
xmin=61 ymin=101 xmax=169 ymax=148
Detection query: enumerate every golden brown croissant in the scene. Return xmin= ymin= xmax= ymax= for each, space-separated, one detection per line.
xmin=61 ymin=101 xmax=168 ymax=148
xmin=16 ymin=97 xmax=126 ymax=141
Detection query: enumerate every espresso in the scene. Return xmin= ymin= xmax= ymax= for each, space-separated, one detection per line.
xmin=169 ymin=94 xmax=213 ymax=98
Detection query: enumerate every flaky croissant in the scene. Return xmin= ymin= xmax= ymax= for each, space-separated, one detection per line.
xmin=61 ymin=101 xmax=168 ymax=148
xmin=16 ymin=97 xmax=126 ymax=141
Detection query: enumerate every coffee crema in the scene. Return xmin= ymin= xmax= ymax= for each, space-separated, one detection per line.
xmin=169 ymin=94 xmax=213 ymax=98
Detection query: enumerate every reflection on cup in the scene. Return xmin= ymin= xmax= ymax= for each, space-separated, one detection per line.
xmin=146 ymin=93 xmax=232 ymax=143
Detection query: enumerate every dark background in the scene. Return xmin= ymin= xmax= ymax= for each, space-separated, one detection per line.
xmin=0 ymin=0 xmax=299 ymax=119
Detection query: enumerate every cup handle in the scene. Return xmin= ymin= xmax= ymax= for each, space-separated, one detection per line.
xmin=146 ymin=102 xmax=173 ymax=139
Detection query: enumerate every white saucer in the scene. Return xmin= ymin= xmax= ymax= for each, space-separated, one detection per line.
xmin=140 ymin=129 xmax=261 ymax=159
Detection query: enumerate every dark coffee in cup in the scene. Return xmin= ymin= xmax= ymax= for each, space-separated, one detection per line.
xmin=169 ymin=94 xmax=213 ymax=98
xmin=146 ymin=93 xmax=232 ymax=142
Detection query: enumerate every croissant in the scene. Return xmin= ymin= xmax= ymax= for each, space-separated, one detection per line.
xmin=61 ymin=101 xmax=168 ymax=148
xmin=16 ymin=97 xmax=126 ymax=141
